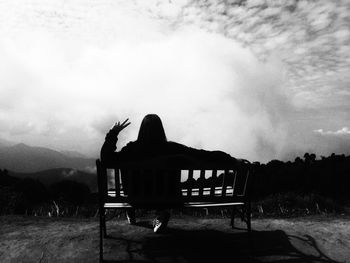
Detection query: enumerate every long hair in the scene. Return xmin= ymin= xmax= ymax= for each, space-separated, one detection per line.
xmin=137 ymin=114 xmax=167 ymax=146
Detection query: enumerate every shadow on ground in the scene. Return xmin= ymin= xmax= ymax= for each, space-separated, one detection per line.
xmin=103 ymin=221 xmax=338 ymax=263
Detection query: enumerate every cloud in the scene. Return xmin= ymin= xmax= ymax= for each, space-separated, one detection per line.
xmin=0 ymin=0 xmax=349 ymax=162
xmin=62 ymin=169 xmax=77 ymax=177
xmin=314 ymin=127 xmax=350 ymax=136
xmin=0 ymin=1 xmax=290 ymax=162
xmin=177 ymin=0 xmax=350 ymax=110
xmin=309 ymin=127 xmax=350 ymax=157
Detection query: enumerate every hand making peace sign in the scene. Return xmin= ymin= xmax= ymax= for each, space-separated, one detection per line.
xmin=110 ymin=118 xmax=131 ymax=136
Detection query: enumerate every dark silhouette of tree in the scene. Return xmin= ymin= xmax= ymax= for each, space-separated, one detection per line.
xmin=51 ymin=180 xmax=90 ymax=205
xmin=2 ymin=151 xmax=350 ymax=216
xmin=0 ymin=169 xmax=19 ymax=186
xmin=15 ymin=178 xmax=48 ymax=203
xmin=251 ymin=153 xmax=350 ymax=205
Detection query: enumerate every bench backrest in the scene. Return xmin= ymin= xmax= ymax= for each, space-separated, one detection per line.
xmin=96 ymin=159 xmax=251 ymax=206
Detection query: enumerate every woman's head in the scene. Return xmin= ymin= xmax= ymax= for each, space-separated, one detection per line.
xmin=137 ymin=114 xmax=167 ymax=145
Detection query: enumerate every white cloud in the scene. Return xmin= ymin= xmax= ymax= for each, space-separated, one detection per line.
xmin=314 ymin=127 xmax=350 ymax=136
xmin=0 ymin=0 xmax=349 ymax=162
xmin=0 ymin=0 xmax=292 ymax=162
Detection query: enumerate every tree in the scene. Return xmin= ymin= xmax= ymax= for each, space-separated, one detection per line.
xmin=51 ymin=180 xmax=90 ymax=205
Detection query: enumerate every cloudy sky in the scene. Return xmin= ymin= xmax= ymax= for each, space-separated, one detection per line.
xmin=0 ymin=0 xmax=349 ymax=162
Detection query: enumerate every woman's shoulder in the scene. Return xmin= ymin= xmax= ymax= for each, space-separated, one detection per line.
xmin=165 ymin=141 xmax=190 ymax=153
xmin=166 ymin=141 xmax=186 ymax=147
xmin=167 ymin=141 xmax=237 ymax=161
xmin=120 ymin=140 xmax=139 ymax=152
xmin=124 ymin=140 xmax=137 ymax=147
xmin=165 ymin=141 xmax=213 ymax=156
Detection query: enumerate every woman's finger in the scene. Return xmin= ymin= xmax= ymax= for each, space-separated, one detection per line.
xmin=123 ymin=121 xmax=131 ymax=128
xmin=120 ymin=122 xmax=130 ymax=130
xmin=121 ymin=118 xmax=129 ymax=126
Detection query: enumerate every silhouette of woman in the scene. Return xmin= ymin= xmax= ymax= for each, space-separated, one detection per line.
xmin=101 ymin=114 xmax=236 ymax=232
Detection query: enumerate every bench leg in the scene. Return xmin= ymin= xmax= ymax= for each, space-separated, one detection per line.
xmin=99 ymin=207 xmax=104 ymax=262
xmin=102 ymin=209 xmax=107 ymax=238
xmin=246 ymin=201 xmax=251 ymax=232
xmin=230 ymin=206 xmax=236 ymax=229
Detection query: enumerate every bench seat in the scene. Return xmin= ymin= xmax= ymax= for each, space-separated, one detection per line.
xmin=104 ymin=201 xmax=245 ymax=209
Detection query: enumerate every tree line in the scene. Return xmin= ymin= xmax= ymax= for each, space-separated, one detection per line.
xmin=0 ymin=169 xmax=96 ymax=216
xmin=251 ymin=153 xmax=350 ymax=203
xmin=1 ymin=152 xmax=349 ymax=217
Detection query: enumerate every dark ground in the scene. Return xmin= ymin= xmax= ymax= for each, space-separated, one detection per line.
xmin=0 ymin=215 xmax=349 ymax=262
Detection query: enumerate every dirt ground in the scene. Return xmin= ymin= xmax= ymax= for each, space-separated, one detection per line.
xmin=0 ymin=214 xmax=349 ymax=263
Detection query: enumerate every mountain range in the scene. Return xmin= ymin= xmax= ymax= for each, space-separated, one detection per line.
xmin=0 ymin=143 xmax=96 ymax=173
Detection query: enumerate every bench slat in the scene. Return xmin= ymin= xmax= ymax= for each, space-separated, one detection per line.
xmin=198 ymin=169 xmax=205 ymax=197
xmin=210 ymin=170 xmax=217 ymax=197
xmin=114 ymin=169 xmax=120 ymax=197
xmin=232 ymin=170 xmax=237 ymax=195
xmin=187 ymin=169 xmax=193 ymax=197
xmin=221 ymin=170 xmax=227 ymax=197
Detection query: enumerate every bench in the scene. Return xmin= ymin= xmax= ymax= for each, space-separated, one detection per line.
xmin=96 ymin=157 xmax=252 ymax=262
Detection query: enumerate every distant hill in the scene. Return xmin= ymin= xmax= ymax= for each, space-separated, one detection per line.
xmin=60 ymin=150 xmax=87 ymax=158
xmin=0 ymin=138 xmax=15 ymax=148
xmin=0 ymin=143 xmax=96 ymax=173
xmin=8 ymin=168 xmax=97 ymax=192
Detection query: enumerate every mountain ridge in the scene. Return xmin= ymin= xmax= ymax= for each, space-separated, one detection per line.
xmin=0 ymin=143 xmax=96 ymax=173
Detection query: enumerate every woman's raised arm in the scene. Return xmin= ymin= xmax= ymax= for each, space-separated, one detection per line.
xmin=100 ymin=119 xmax=131 ymax=164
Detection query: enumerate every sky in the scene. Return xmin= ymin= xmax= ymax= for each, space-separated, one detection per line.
xmin=0 ymin=0 xmax=349 ymax=162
